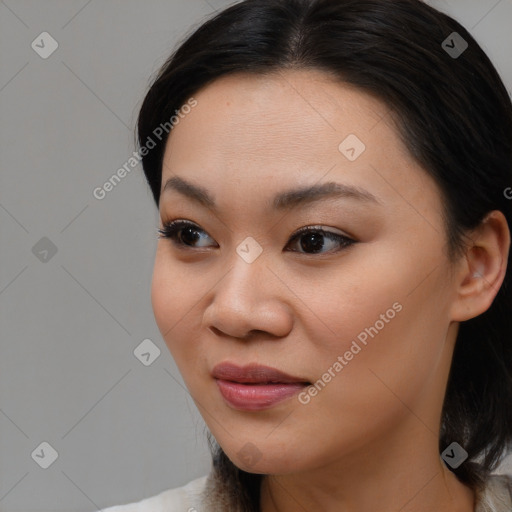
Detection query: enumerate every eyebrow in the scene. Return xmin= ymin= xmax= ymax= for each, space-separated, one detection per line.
xmin=161 ymin=175 xmax=381 ymax=212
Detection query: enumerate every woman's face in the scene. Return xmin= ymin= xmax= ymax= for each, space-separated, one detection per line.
xmin=151 ymin=70 xmax=461 ymax=474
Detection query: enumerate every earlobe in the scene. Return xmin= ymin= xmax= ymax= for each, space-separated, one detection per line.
xmin=450 ymin=211 xmax=510 ymax=322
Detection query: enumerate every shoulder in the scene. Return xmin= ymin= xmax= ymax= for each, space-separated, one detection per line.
xmin=102 ymin=475 xmax=209 ymax=512
xmin=475 ymin=473 xmax=512 ymax=512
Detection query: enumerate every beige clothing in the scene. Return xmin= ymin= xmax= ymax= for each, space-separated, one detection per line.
xmin=102 ymin=472 xmax=512 ymax=511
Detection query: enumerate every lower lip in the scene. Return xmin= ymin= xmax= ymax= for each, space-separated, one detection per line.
xmin=215 ymin=379 xmax=308 ymax=411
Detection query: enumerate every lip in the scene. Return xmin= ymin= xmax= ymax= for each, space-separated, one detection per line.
xmin=212 ymin=362 xmax=310 ymax=411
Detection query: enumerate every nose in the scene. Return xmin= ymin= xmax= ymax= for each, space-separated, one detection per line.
xmin=203 ymin=253 xmax=293 ymax=340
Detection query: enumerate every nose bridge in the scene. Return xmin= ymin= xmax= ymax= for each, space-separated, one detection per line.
xmin=219 ymin=244 xmax=269 ymax=307
xmin=205 ymin=244 xmax=291 ymax=338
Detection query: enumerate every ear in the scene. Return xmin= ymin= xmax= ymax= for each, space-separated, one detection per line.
xmin=450 ymin=210 xmax=510 ymax=322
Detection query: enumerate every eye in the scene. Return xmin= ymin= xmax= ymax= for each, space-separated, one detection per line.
xmin=157 ymin=220 xmax=356 ymax=254
xmin=286 ymin=225 xmax=355 ymax=254
xmin=157 ymin=220 xmax=217 ymax=249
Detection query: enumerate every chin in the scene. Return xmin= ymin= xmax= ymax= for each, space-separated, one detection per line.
xmin=222 ymin=441 xmax=307 ymax=475
xmin=231 ymin=455 xmax=285 ymax=475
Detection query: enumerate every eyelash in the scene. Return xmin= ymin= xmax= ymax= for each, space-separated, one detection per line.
xmin=157 ymin=220 xmax=356 ymax=255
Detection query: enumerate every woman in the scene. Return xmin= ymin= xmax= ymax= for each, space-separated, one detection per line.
xmin=104 ymin=0 xmax=512 ymax=510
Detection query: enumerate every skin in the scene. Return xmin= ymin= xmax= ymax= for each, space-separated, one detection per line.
xmin=151 ymin=70 xmax=510 ymax=512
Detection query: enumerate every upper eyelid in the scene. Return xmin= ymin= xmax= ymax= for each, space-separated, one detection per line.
xmin=291 ymin=224 xmax=352 ymax=238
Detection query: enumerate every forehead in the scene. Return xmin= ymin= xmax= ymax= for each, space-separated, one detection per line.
xmin=160 ymin=69 xmax=439 ymax=221
xmin=164 ymin=69 xmax=397 ymax=168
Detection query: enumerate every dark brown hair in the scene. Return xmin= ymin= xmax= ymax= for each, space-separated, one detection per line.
xmin=136 ymin=0 xmax=512 ymax=509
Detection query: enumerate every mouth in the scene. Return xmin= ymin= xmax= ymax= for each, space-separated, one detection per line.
xmin=212 ymin=362 xmax=311 ymax=411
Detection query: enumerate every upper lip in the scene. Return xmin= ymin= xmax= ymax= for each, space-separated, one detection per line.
xmin=212 ymin=362 xmax=310 ymax=384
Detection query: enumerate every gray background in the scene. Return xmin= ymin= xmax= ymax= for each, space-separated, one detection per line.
xmin=0 ymin=1 xmax=511 ymax=511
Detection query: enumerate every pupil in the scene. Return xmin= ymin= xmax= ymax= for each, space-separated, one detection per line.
xmin=301 ymin=232 xmax=324 ymax=253
xmin=182 ymin=227 xmax=201 ymax=245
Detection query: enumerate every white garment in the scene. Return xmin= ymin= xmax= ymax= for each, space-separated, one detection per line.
xmin=102 ymin=473 xmax=512 ymax=511
xmin=102 ymin=475 xmax=208 ymax=512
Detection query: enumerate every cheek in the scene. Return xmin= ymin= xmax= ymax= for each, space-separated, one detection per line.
xmin=293 ymin=247 xmax=421 ymax=357
xmin=309 ymin=274 xmax=449 ymax=415
xmin=150 ymin=254 xmax=176 ymax=335
xmin=299 ymin=243 xmax=451 ymax=401
xmin=150 ymin=252 xmax=203 ymax=363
